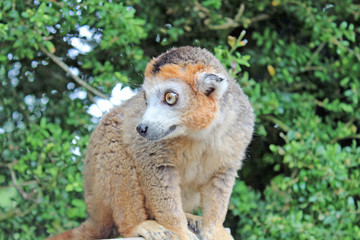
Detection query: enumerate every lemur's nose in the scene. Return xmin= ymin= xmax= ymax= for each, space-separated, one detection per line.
xmin=136 ymin=124 xmax=148 ymax=137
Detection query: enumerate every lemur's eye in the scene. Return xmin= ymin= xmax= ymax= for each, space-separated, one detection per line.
xmin=164 ymin=92 xmax=178 ymax=105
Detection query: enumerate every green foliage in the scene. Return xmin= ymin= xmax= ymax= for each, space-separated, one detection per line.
xmin=0 ymin=116 xmax=89 ymax=239
xmin=1 ymin=0 xmax=359 ymax=239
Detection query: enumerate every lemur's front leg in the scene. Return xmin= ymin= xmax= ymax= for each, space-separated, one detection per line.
xmin=200 ymin=167 xmax=237 ymax=240
xmin=136 ymin=161 xmax=199 ymax=240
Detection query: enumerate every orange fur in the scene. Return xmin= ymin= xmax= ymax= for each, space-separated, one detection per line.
xmin=147 ymin=63 xmax=213 ymax=86
xmin=144 ymin=58 xmax=156 ymax=77
xmin=156 ymin=64 xmax=184 ymax=81
xmin=182 ymin=94 xmax=217 ymax=129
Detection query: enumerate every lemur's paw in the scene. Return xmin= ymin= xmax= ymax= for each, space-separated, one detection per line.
xmin=130 ymin=220 xmax=175 ymax=240
xmin=166 ymin=226 xmax=200 ymax=240
xmin=202 ymin=226 xmax=233 ymax=240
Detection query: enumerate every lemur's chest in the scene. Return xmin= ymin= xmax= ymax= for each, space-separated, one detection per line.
xmin=174 ymin=140 xmax=226 ymax=187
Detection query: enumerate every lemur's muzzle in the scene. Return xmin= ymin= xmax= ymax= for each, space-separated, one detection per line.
xmin=136 ymin=122 xmax=176 ymax=141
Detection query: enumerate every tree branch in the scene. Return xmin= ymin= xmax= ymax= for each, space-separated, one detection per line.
xmin=299 ymin=66 xmax=325 ymax=73
xmin=8 ymin=166 xmax=40 ymax=203
xmin=332 ymin=134 xmax=360 ymax=144
xmin=262 ymin=115 xmax=301 ymax=138
xmin=330 ymin=38 xmax=360 ymax=62
xmin=0 ymin=203 xmax=37 ymax=222
xmin=195 ymin=2 xmax=270 ymax=31
xmin=306 ymin=42 xmax=326 ymax=67
xmin=262 ymin=115 xmax=292 ymax=132
xmin=208 ymin=3 xmax=245 ymax=30
xmin=234 ymin=4 xmax=245 ymax=22
xmin=208 ymin=19 xmax=239 ymax=30
xmin=39 ymin=44 xmax=109 ymax=100
xmin=209 ymin=12 xmax=270 ymax=30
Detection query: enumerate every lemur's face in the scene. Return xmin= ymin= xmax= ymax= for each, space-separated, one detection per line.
xmin=136 ymin=62 xmax=228 ymax=141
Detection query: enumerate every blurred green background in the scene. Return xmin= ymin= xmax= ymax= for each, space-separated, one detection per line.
xmin=1 ymin=0 xmax=359 ymax=239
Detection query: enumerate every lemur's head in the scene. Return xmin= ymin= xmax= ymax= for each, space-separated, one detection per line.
xmin=136 ymin=46 xmax=229 ymax=141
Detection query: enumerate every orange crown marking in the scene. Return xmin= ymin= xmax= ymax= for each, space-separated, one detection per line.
xmin=145 ymin=62 xmax=213 ymax=86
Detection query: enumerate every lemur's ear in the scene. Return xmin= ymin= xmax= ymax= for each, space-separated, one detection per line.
xmin=198 ymin=73 xmax=228 ymax=98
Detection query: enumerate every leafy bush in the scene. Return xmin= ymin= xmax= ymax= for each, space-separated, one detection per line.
xmin=1 ymin=0 xmax=359 ymax=239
